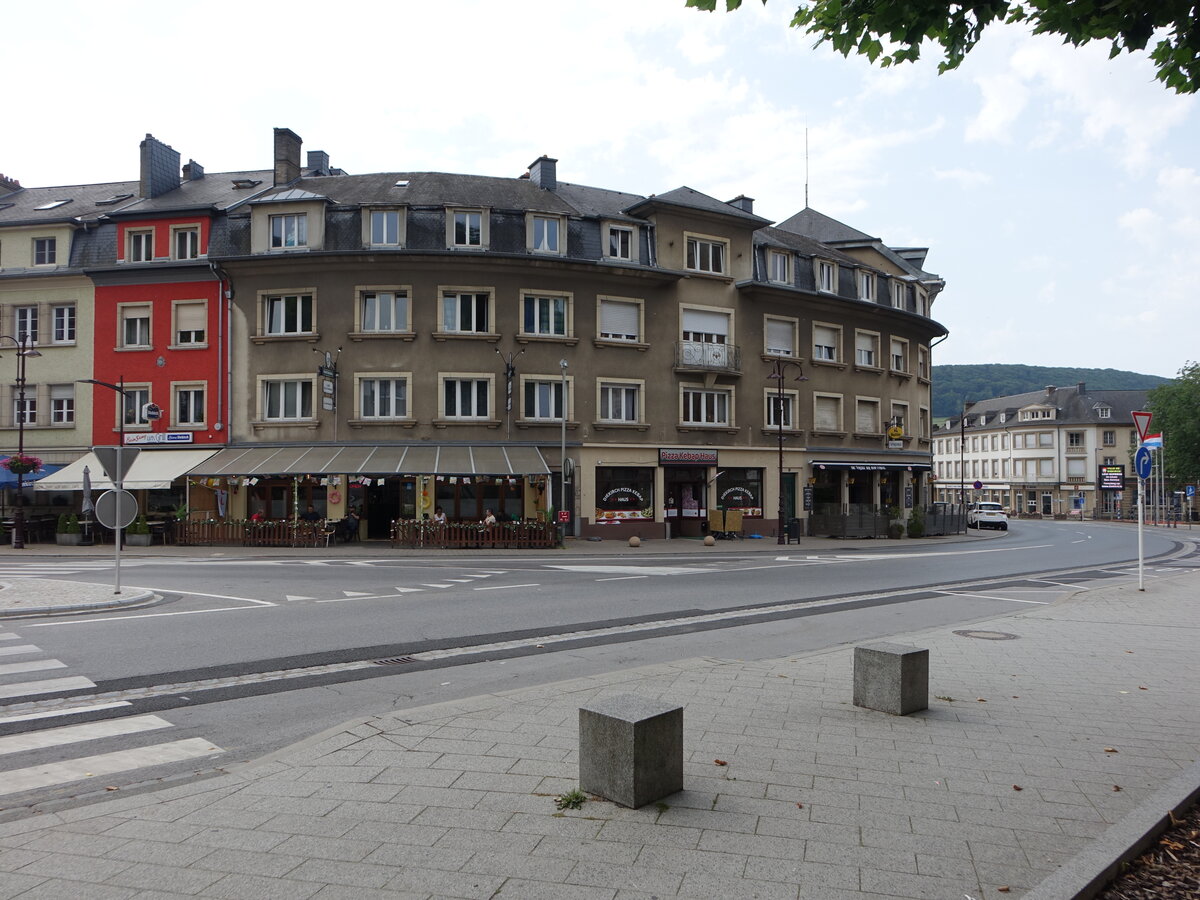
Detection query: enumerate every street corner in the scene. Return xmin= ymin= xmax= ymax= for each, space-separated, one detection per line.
xmin=0 ymin=578 xmax=157 ymax=618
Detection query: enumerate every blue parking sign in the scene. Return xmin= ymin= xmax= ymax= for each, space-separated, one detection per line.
xmin=1188 ymin=484 xmax=1196 ymax=500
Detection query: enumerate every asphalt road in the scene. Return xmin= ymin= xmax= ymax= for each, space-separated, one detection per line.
xmin=0 ymin=520 xmax=1190 ymax=816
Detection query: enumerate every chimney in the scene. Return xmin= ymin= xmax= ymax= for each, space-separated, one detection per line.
xmin=182 ymin=159 xmax=205 ymax=181
xmin=306 ymin=150 xmax=330 ymax=175
xmin=528 ymin=155 xmax=557 ymax=192
xmin=728 ymin=195 xmax=755 ymax=214
xmin=139 ymin=134 xmax=181 ymax=199
xmin=273 ymin=128 xmax=303 ymax=186
xmin=0 ymin=173 xmax=21 ymax=194
xmin=1077 ymin=381 xmax=1086 ymax=394
xmin=1045 ymin=385 xmax=1056 ymax=397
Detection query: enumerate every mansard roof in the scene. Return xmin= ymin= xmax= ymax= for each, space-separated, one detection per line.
xmin=0 ymin=180 xmax=140 ymax=225
xmin=940 ymin=385 xmax=1150 ymax=432
xmin=623 ymin=186 xmax=771 ymax=225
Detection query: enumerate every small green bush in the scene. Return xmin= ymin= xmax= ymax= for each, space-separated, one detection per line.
xmin=907 ymin=507 xmax=925 ymax=538
xmin=128 ymin=514 xmax=151 ymax=535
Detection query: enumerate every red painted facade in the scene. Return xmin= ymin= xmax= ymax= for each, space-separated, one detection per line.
xmin=114 ymin=216 xmax=212 ymax=263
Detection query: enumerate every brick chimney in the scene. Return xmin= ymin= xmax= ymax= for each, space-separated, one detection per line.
xmin=0 ymin=173 xmax=20 ymax=194
xmin=728 ymin=195 xmax=755 ymax=214
xmin=274 ymin=128 xmax=303 ymax=186
xmin=306 ymin=150 xmax=330 ymax=175
xmin=139 ymin=134 xmax=181 ymax=198
xmin=528 ymin=156 xmax=557 ymax=192
xmin=182 ymin=159 xmax=205 ymax=181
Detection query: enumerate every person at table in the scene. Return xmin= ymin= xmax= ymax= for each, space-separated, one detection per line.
xmin=341 ymin=509 xmax=361 ymax=542
xmin=432 ymin=506 xmax=447 ymax=525
xmin=300 ymin=504 xmax=321 ymax=522
xmin=482 ymin=508 xmax=497 ymax=526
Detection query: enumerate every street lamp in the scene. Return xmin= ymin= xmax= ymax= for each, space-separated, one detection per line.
xmin=1 ymin=334 xmax=42 ymax=549
xmin=767 ymin=358 xmax=807 ymax=545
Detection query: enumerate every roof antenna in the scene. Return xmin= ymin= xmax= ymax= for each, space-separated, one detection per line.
xmin=804 ymin=126 xmax=810 ymax=209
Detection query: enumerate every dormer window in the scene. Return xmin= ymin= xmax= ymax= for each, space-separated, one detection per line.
xmin=816 ymin=260 xmax=836 ymax=293
xmin=768 ymin=250 xmax=789 ymax=283
xmin=128 ymin=229 xmax=154 ymax=262
xmin=270 ymin=213 xmax=307 ymax=249
xmin=606 ymin=225 xmax=633 ymax=260
xmin=891 ymin=280 xmax=907 ymax=308
xmin=370 ymin=210 xmax=402 ymax=247
xmin=529 ymin=214 xmax=564 ymax=255
xmin=451 ymin=209 xmax=484 ymax=248
xmin=858 ymin=270 xmax=876 ymax=301
xmin=686 ymin=235 xmax=726 ymax=274
xmin=1098 ymin=406 xmax=1111 ymax=419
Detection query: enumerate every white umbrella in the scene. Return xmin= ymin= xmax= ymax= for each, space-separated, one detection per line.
xmin=81 ymin=465 xmax=94 ymax=515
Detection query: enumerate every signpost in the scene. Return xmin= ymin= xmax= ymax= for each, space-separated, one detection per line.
xmin=1135 ymin=445 xmax=1152 ymax=591
xmin=93 ymin=445 xmax=140 ymax=596
xmin=1132 ymin=410 xmax=1153 ymax=444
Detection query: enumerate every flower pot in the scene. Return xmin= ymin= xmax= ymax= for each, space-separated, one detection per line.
xmin=125 ymin=533 xmax=153 ymax=546
xmin=56 ymin=533 xmax=83 ymax=546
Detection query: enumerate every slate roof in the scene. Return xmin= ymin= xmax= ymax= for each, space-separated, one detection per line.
xmin=290 ymin=172 xmax=580 ymax=216
xmin=624 ymin=186 xmax=772 ymax=225
xmin=777 ymin=207 xmax=875 ymax=242
xmin=554 ymin=182 xmax=646 ymax=222
xmin=938 ymin=386 xmax=1150 ymax=432
xmin=111 ymin=169 xmax=275 ymax=215
xmin=755 ymin=225 xmax=864 ymax=267
xmin=0 ymin=180 xmax=141 ymax=225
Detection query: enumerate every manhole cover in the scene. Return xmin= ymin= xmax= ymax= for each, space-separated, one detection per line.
xmin=953 ymin=630 xmax=1019 ymax=641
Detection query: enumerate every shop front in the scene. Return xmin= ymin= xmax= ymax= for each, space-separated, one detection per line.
xmin=661 ymin=448 xmax=717 ymax=538
xmin=807 ymin=458 xmax=931 ymax=537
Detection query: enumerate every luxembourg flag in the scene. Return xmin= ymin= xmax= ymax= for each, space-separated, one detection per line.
xmin=1142 ymin=433 xmax=1164 ymax=449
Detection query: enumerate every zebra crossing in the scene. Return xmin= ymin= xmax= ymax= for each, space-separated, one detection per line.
xmin=0 ymin=560 xmax=117 ymax=579
xmin=0 ymin=626 xmax=223 ymax=800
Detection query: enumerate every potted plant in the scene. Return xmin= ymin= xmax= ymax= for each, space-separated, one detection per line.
xmin=56 ymin=513 xmax=83 ymax=546
xmin=886 ymin=505 xmax=905 ymax=539
xmin=2 ymin=454 xmax=42 ymax=476
xmin=906 ymin=506 xmax=925 ymax=539
xmin=126 ymin=514 xmax=153 ymax=546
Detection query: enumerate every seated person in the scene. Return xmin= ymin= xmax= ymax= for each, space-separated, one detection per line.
xmin=341 ymin=510 xmax=361 ymax=542
xmin=482 ymin=508 xmax=497 ymax=526
xmin=300 ymin=504 xmax=321 ymax=522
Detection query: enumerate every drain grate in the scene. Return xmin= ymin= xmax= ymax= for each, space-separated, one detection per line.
xmin=953 ymin=630 xmax=1019 ymax=641
xmin=374 ymin=656 xmax=417 ymax=666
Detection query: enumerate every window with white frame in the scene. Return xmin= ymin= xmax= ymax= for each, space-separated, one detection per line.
xmin=442 ymin=377 xmax=490 ymax=419
xmin=813 ymin=324 xmax=840 ymax=362
xmin=813 ymin=394 xmax=842 ymax=432
xmin=360 ymin=290 xmax=409 ymax=332
xmin=685 ymin=236 xmax=726 ymax=274
xmin=265 ymin=294 xmax=314 ymax=335
xmin=269 ymin=213 xmax=308 ymax=249
xmin=174 ymin=301 xmax=206 ymax=345
xmin=1098 ymin=406 xmax=1111 ymax=419
xmin=764 ymin=317 xmax=796 ymax=357
xmin=916 ymin=287 xmax=929 ymax=315
xmin=123 ymin=387 xmax=150 ymax=426
xmin=522 ymin=294 xmax=568 ymax=337
xmin=523 ymin=378 xmax=565 ymax=421
xmin=816 ymin=260 xmax=836 ymax=293
xmin=370 ymin=210 xmax=402 ymax=247
xmin=1103 ymin=429 xmax=1116 ymax=446
xmin=173 ymin=227 xmax=200 ymax=260
xmin=1068 ymin=431 xmax=1085 ymax=448
xmin=264 ymin=379 xmax=313 ymax=420
xmin=768 ymin=250 xmax=789 ymax=283
xmin=858 ymin=270 xmax=876 ymax=301
xmin=918 ymin=345 xmax=929 ymax=379
xmin=599 ymin=382 xmax=639 ymax=423
xmin=33 ymin=237 xmax=56 ymax=265
xmin=1067 ymin=458 xmax=1086 ymax=477
xmin=50 ymin=384 xmax=74 ymax=424
xmin=682 ymin=387 xmax=730 ymax=426
xmin=15 ymin=306 xmax=37 ymax=344
xmin=598 ymin=297 xmax=641 ymax=342
xmin=1038 ymin=432 xmax=1053 ymax=447
xmin=530 ymin=215 xmax=562 ymax=254
xmin=681 ymin=308 xmax=733 ymax=367
xmin=891 ymin=280 xmax=906 ymax=308
xmin=1038 ymin=458 xmax=1054 ymax=477
xmin=920 ymin=408 xmax=930 ymax=439
xmin=856 ymin=398 xmax=880 ymax=433
xmin=854 ymin=331 xmax=878 ymax=367
xmin=891 ymin=403 xmax=908 ymax=433
xmin=441 ymin=291 xmax=490 ymax=334
xmin=451 ymin=209 xmax=483 ymax=247
xmin=13 ymin=394 xmax=35 ymax=425
xmin=607 ymin=225 xmax=633 ymax=260
xmin=120 ymin=305 xmax=151 ymax=348
xmin=128 ymin=229 xmax=154 ymax=262
xmin=890 ymin=338 xmax=908 ymax=372
xmin=360 ymin=377 xmax=409 ymax=418
xmin=174 ymin=386 xmax=205 ymax=426
xmin=766 ymin=391 xmax=795 ymax=429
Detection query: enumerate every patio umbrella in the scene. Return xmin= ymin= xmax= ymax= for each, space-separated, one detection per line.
xmin=81 ymin=465 xmax=94 ymax=515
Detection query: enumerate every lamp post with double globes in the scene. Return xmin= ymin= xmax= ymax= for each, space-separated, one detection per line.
xmin=767 ymin=358 xmax=807 ymax=545
xmin=1 ymin=334 xmax=43 ymax=549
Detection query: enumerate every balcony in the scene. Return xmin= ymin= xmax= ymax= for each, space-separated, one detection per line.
xmin=674 ymin=340 xmax=741 ymax=375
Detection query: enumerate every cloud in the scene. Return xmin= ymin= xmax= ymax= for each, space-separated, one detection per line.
xmin=932 ymin=168 xmax=992 ymax=188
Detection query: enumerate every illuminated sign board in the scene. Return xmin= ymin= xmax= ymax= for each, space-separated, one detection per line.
xmin=1098 ymin=465 xmax=1125 ymax=490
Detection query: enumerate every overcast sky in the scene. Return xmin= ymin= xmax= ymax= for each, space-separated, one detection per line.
xmin=4 ymin=1 xmax=1194 ymax=379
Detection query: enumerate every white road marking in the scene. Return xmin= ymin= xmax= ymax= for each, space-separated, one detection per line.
xmin=0 ymin=738 xmax=223 ymax=796
xmin=473 ymin=583 xmax=539 ymax=592
xmin=0 ymin=644 xmax=41 ymax=657
xmin=0 ymin=633 xmax=19 ymax=640
xmin=422 ymin=583 xmax=454 ymax=589
xmin=1028 ymin=579 xmax=1081 ymax=588
xmin=546 ymin=565 xmax=711 ymax=576
xmin=393 ymin=587 xmax=423 ymax=593
xmin=0 ymin=701 xmax=131 ymax=725
xmin=0 ymin=715 xmax=172 ymax=756
xmin=26 ymin=605 xmax=273 ymax=628
xmin=286 ymin=595 xmax=317 ymax=602
xmin=934 ymin=591 xmax=1051 ymax=605
xmin=444 ymin=579 xmax=476 ymax=583
xmin=459 ymin=574 xmax=492 ymax=579
xmin=0 ymin=676 xmax=96 ymax=700
xmin=597 ymin=575 xmax=648 ymax=581
xmin=0 ymin=659 xmax=67 ymax=676
xmin=342 ymin=591 xmax=374 ymax=597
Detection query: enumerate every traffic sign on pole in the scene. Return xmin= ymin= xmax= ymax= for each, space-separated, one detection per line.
xmin=1132 ymin=410 xmax=1153 ymax=443
xmin=1135 ymin=446 xmax=1152 ymax=480
xmin=94 ymin=489 xmax=138 ymax=529
xmin=93 ymin=446 xmax=140 ymax=483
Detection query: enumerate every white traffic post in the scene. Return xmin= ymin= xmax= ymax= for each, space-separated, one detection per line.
xmin=1137 ymin=470 xmax=1144 ymax=591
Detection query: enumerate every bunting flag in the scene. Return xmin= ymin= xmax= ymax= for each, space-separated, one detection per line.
xmin=1142 ymin=433 xmax=1164 ymax=449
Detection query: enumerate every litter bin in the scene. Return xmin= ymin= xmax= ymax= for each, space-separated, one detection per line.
xmin=785 ymin=517 xmax=802 ymax=544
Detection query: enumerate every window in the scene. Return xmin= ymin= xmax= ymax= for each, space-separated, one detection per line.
xmin=264 ymin=380 xmax=313 ymax=420
xmin=265 ymin=294 xmax=313 ymax=335
xmin=15 ymin=307 xmax=37 ymax=344
xmin=360 ymin=377 xmax=408 ymax=418
xmin=175 ymin=386 xmax=205 ymax=426
xmin=916 ymin=287 xmax=929 ymax=316
xmin=1038 ymin=459 xmax=1054 ymax=477
xmin=370 ymin=210 xmax=401 ymax=246
xmin=890 ymin=403 xmax=909 ymax=434
xmin=123 ymin=387 xmax=150 ymax=426
xmin=856 ymin=398 xmax=880 ymax=433
xmin=443 ymin=378 xmax=489 ymax=419
xmin=173 ymin=227 xmax=200 ymax=260
xmin=360 ymin=291 xmax=409 ymax=332
xmin=1103 ymin=430 xmax=1116 ymax=446
xmin=530 ymin=215 xmax=561 ymax=253
xmin=1068 ymin=432 xmax=1085 ymax=448
xmin=765 ymin=317 xmax=796 ymax=357
xmin=686 ymin=236 xmax=726 ymax=274
xmin=890 ymin=338 xmax=908 ymax=372
xmin=858 ymin=270 xmax=876 ymax=301
xmin=768 ymin=250 xmax=789 ymax=283
xmin=174 ymin=301 xmax=206 ymax=345
xmin=522 ymin=294 xmax=568 ymax=337
xmin=814 ymin=395 xmax=842 ymax=432
xmin=452 ymin=210 xmax=483 ymax=247
xmin=120 ymin=305 xmax=151 ymax=348
xmin=918 ymin=346 xmax=929 ymax=379
xmin=441 ymin=291 xmax=490 ymax=334
xmin=1098 ymin=406 xmax=1111 ymax=419
xmin=891 ymin=280 xmax=907 ymax=309
xmin=599 ymin=382 xmax=639 ymax=423
xmin=682 ymin=388 xmax=730 ymax=426
xmin=1103 ymin=456 xmax=1116 ymax=466
xmin=128 ymin=230 xmax=154 ymax=262
xmin=816 ymin=260 xmax=836 ymax=293
xmin=854 ymin=331 xmax=878 ymax=367
xmin=1067 ymin=459 xmax=1086 ymax=478
xmin=523 ymin=379 xmax=564 ymax=421
xmin=813 ymin=324 xmax=839 ymax=362
xmin=972 ymin=436 xmax=979 ymax=451
xmin=920 ymin=408 xmax=931 ymax=439
xmin=1038 ymin=432 xmax=1053 ymax=447
xmin=50 ymin=384 xmax=74 ymax=424
xmin=33 ymin=238 xmax=56 ymax=265
xmin=607 ymin=225 xmax=633 ymax=260
xmin=270 ymin=213 xmax=308 ymax=249
xmin=681 ymin=309 xmax=733 ymax=367
xmin=766 ymin=391 xmax=795 ymax=429
xmin=13 ymin=395 xmax=35 ymax=425
xmin=598 ymin=298 xmax=641 ymax=342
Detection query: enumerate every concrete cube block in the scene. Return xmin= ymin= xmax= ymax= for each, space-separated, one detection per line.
xmin=853 ymin=642 xmax=929 ymax=715
xmin=579 ymin=694 xmax=683 ymax=808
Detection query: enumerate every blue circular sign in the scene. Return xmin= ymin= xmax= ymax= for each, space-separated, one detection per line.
xmin=1134 ymin=446 xmax=1152 ymax=480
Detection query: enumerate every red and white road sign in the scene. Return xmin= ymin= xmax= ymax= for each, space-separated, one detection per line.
xmin=1132 ymin=410 xmax=1153 ymax=443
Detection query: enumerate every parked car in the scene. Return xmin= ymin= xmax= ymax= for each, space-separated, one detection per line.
xmin=967 ymin=502 xmax=1009 ymax=531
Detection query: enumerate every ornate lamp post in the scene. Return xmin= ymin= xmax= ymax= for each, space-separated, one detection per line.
xmin=767 ymin=359 xmax=807 ymax=545
xmin=1 ymin=334 xmax=43 ymax=549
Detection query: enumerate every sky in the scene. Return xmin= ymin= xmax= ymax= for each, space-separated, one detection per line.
xmin=4 ymin=0 xmax=1195 ymax=379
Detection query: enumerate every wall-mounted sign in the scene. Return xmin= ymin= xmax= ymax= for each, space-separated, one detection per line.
xmin=1098 ymin=465 xmax=1125 ymax=490
xmin=124 ymin=432 xmax=194 ymax=444
xmin=659 ymin=448 xmax=718 ymax=465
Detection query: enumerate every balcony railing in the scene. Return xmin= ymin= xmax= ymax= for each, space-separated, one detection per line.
xmin=675 ymin=341 xmax=741 ymax=373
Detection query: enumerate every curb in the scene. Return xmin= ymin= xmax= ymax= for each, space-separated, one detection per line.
xmin=0 ymin=589 xmax=157 ymax=619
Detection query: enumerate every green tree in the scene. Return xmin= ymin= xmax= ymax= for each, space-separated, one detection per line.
xmin=687 ymin=0 xmax=1200 ymax=94
xmin=1148 ymin=361 xmax=1200 ymax=482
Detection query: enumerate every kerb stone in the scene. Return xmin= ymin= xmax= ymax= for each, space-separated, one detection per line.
xmin=853 ymin=642 xmax=929 ymax=715
xmin=579 ymin=694 xmax=683 ymax=808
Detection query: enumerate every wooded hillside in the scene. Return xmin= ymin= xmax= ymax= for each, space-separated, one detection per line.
xmin=932 ymin=365 xmax=1169 ymax=419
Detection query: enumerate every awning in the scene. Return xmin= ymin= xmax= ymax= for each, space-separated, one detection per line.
xmin=0 ymin=463 xmax=66 ymax=487
xmin=34 ymin=449 xmax=219 ymax=491
xmin=811 ymin=460 xmax=932 ymax=471
xmin=187 ymin=445 xmax=552 ymax=477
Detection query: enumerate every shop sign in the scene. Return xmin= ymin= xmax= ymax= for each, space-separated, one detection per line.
xmin=659 ymin=448 xmax=718 ymax=465
xmin=124 ymin=432 xmax=194 ymax=444
xmin=595 ymin=486 xmax=653 ymax=523
xmin=803 ymin=486 xmax=814 ymax=510
xmin=1098 ymin=465 xmax=1125 ymax=490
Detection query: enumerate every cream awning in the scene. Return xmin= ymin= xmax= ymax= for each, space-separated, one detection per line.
xmin=187 ymin=445 xmax=552 ymax=477
xmin=34 ymin=448 xmax=219 ymax=491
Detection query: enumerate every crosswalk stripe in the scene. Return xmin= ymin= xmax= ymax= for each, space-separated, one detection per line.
xmin=0 ymin=701 xmax=131 ymax=725
xmin=422 ymin=583 xmax=453 ymax=589
xmin=0 ymin=738 xmax=223 ymax=796
xmin=0 ymin=659 xmax=67 ymax=677
xmin=0 ymin=676 xmax=96 ymax=700
xmin=393 ymin=587 xmax=423 ymax=593
xmin=0 ymin=715 xmax=172 ymax=757
xmin=0 ymin=633 xmax=20 ymax=641
xmin=0 ymin=645 xmax=41 ymax=657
